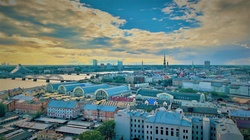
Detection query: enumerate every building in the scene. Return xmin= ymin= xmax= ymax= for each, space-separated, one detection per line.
xmin=37 ymin=130 xmax=63 ymax=140
xmin=57 ymin=83 xmax=92 ymax=94
xmin=0 ymin=90 xmax=8 ymax=99
xmin=145 ymin=108 xmax=192 ymax=140
xmin=118 ymin=61 xmax=123 ymax=71
xmin=8 ymin=87 xmax=23 ymax=97
xmin=115 ymin=108 xmax=192 ymax=140
xmin=136 ymin=89 xmax=205 ymax=104
xmin=191 ymin=117 xmax=243 ymax=140
xmin=15 ymin=100 xmax=48 ymax=114
xmin=83 ymin=104 xmax=118 ymax=121
xmin=204 ymin=61 xmax=210 ymax=68
xmin=94 ymin=86 xmax=131 ymax=100
xmin=214 ymin=119 xmax=243 ymax=140
xmin=235 ymin=119 xmax=250 ymax=139
xmin=93 ymin=59 xmax=98 ymax=68
xmin=0 ymin=100 xmax=15 ymax=111
xmin=47 ymin=100 xmax=80 ymax=119
xmin=180 ymin=106 xmax=219 ymax=117
xmin=45 ymin=82 xmax=78 ymax=93
xmin=72 ymin=84 xmax=109 ymax=97
xmin=228 ymin=109 xmax=250 ymax=121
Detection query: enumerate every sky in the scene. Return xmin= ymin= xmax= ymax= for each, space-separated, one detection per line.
xmin=0 ymin=0 xmax=249 ymax=65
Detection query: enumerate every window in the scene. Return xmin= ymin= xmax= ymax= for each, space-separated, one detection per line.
xmin=176 ymin=129 xmax=179 ymax=137
xmin=161 ymin=130 xmax=163 ymax=135
xmin=134 ymin=119 xmax=136 ymax=122
xmin=138 ymin=120 xmax=140 ymax=122
xmin=196 ymin=126 xmax=198 ymax=129
xmin=147 ymin=125 xmax=149 ymax=128
xmin=196 ymin=131 xmax=198 ymax=134
xmin=183 ymin=136 xmax=185 ymax=139
xmin=183 ymin=130 xmax=185 ymax=133
xmin=201 ymin=126 xmax=203 ymax=129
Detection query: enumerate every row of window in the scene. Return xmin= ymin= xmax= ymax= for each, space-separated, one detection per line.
xmin=131 ymin=124 xmax=144 ymax=128
xmin=131 ymin=119 xmax=144 ymax=123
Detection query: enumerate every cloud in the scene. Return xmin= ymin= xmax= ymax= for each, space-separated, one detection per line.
xmin=0 ymin=0 xmax=249 ymax=65
xmin=161 ymin=7 xmax=174 ymax=14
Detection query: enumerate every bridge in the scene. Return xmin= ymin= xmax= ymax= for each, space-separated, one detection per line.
xmin=11 ymin=74 xmax=74 ymax=82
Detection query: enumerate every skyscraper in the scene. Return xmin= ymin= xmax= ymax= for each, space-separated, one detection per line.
xmin=204 ymin=61 xmax=210 ymax=68
xmin=93 ymin=59 xmax=98 ymax=68
xmin=118 ymin=60 xmax=123 ymax=71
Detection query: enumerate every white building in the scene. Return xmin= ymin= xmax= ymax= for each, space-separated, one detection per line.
xmin=47 ymin=100 xmax=80 ymax=119
xmin=115 ymin=108 xmax=192 ymax=140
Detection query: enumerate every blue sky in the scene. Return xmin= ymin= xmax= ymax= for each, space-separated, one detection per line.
xmin=0 ymin=0 xmax=249 ymax=65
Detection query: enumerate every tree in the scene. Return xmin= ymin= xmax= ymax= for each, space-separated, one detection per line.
xmin=78 ymin=130 xmax=104 ymax=140
xmin=0 ymin=103 xmax=6 ymax=117
xmin=97 ymin=120 xmax=115 ymax=140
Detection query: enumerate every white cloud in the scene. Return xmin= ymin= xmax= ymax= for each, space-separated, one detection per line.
xmin=161 ymin=7 xmax=174 ymax=14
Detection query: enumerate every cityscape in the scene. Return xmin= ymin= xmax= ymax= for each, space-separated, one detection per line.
xmin=0 ymin=0 xmax=249 ymax=140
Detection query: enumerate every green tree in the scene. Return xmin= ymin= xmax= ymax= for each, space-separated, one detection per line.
xmin=97 ymin=120 xmax=115 ymax=140
xmin=0 ymin=103 xmax=6 ymax=117
xmin=78 ymin=130 xmax=104 ymax=140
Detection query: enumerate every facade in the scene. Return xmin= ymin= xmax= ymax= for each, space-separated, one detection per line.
xmin=15 ymin=100 xmax=48 ymax=114
xmin=9 ymin=87 xmax=24 ymax=97
xmin=57 ymin=83 xmax=91 ymax=94
xmin=136 ymin=89 xmax=204 ymax=104
xmin=83 ymin=104 xmax=118 ymax=121
xmin=72 ymin=84 xmax=109 ymax=97
xmin=94 ymin=86 xmax=131 ymax=100
xmin=45 ymin=82 xmax=78 ymax=93
xmin=47 ymin=100 xmax=80 ymax=119
xmin=37 ymin=130 xmax=63 ymax=140
xmin=115 ymin=108 xmax=192 ymax=140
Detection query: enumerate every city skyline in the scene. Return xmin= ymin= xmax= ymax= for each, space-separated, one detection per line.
xmin=0 ymin=0 xmax=249 ymax=65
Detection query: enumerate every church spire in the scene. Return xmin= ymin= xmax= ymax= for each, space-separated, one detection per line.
xmin=163 ymin=54 xmax=166 ymax=68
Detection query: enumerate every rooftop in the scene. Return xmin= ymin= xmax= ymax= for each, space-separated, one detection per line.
xmin=84 ymin=104 xmax=117 ymax=112
xmin=56 ymin=126 xmax=88 ymax=135
xmin=145 ymin=109 xmax=192 ymax=127
xmin=229 ymin=109 xmax=250 ymax=118
xmin=48 ymin=100 xmax=78 ymax=109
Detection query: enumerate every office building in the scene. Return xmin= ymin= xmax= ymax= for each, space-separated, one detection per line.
xmin=93 ymin=59 xmax=98 ymax=68
xmin=47 ymin=100 xmax=80 ymax=119
xmin=118 ymin=60 xmax=123 ymax=71
xmin=204 ymin=61 xmax=210 ymax=68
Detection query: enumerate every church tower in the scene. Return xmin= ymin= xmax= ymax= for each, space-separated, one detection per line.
xmin=163 ymin=54 xmax=166 ymax=69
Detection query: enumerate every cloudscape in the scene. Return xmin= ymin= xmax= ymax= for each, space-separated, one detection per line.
xmin=0 ymin=0 xmax=249 ymax=65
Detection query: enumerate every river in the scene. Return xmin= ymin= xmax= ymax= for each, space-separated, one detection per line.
xmin=0 ymin=71 xmax=133 ymax=91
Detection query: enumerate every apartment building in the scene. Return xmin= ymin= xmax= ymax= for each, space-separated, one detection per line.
xmin=47 ymin=100 xmax=80 ymax=119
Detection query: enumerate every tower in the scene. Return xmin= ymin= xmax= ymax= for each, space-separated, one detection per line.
xmin=141 ymin=61 xmax=144 ymax=71
xmin=192 ymin=61 xmax=194 ymax=69
xmin=163 ymin=54 xmax=166 ymax=69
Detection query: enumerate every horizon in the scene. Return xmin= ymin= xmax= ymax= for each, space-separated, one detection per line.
xmin=0 ymin=0 xmax=249 ymax=65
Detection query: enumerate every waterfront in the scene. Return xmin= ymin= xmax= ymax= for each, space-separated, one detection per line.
xmin=0 ymin=71 xmax=133 ymax=91
xmin=0 ymin=74 xmax=91 ymax=91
